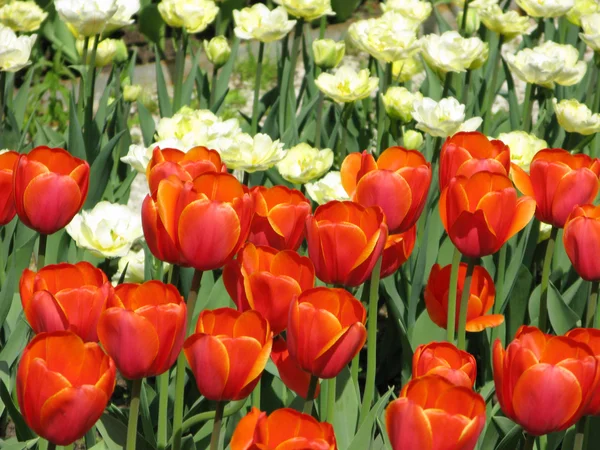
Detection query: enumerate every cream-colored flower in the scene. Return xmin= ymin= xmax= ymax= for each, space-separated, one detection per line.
xmin=112 ymin=248 xmax=146 ymax=284
xmin=505 ymin=41 xmax=587 ymax=88
xmin=55 ymin=0 xmax=118 ymax=37
xmin=305 ymin=171 xmax=349 ymax=204
xmin=567 ymin=0 xmax=600 ymax=26
xmin=380 ymin=0 xmax=432 ymax=24
xmin=553 ymin=98 xmax=600 ymax=135
xmin=516 ymin=0 xmax=575 ymax=18
xmin=412 ymin=97 xmax=483 ymax=138
xmin=122 ymin=138 xmax=185 ymax=173
xmin=273 ymin=0 xmax=334 ymax=21
xmin=392 ymin=54 xmax=424 ymax=83
xmin=0 ymin=2 xmax=48 ymax=32
xmin=106 ymin=0 xmax=140 ymax=31
xmin=581 ymin=13 xmax=600 ymax=52
xmin=496 ymin=131 xmax=547 ymax=171
xmin=420 ymin=31 xmax=489 ymax=73
xmin=233 ymin=4 xmax=296 ymax=43
xmin=158 ymin=0 xmax=219 ymax=34
xmin=348 ymin=12 xmax=419 ymax=62
xmin=312 ymin=39 xmax=345 ymax=69
xmin=123 ymin=84 xmax=143 ymax=102
xmin=76 ymin=38 xmax=126 ymax=67
xmin=220 ymin=133 xmax=285 ymax=172
xmin=382 ymin=87 xmax=423 ymax=122
xmin=66 ymin=201 xmax=144 ymax=258
xmin=0 ymin=26 xmax=35 ymax=72
xmin=204 ymin=36 xmax=231 ymax=68
xmin=403 ymin=130 xmax=424 ymax=149
xmin=315 ymin=65 xmax=379 ymax=103
xmin=452 ymin=0 xmax=498 ymax=7
xmin=277 ymin=143 xmax=333 ymax=184
xmin=478 ymin=5 xmax=531 ymax=39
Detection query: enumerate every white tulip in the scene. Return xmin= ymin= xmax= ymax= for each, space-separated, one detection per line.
xmin=412 ymin=97 xmax=483 ymax=138
xmin=55 ymin=0 xmax=118 ymax=37
xmin=234 ymin=4 xmax=296 ymax=43
xmin=0 ymin=25 xmax=35 ymax=72
xmin=305 ymin=171 xmax=350 ymax=205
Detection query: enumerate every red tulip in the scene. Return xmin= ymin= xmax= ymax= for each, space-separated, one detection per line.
xmin=341 ymin=147 xmax=431 ymax=233
xmin=439 ymin=132 xmax=510 ymax=191
xmin=439 ymin=171 xmax=535 ymax=257
xmin=17 ymin=331 xmax=115 ymax=445
xmin=223 ymin=242 xmax=315 ymax=334
xmin=287 ymin=287 xmax=367 ymax=379
xmin=13 ymin=146 xmax=89 ymax=234
xmin=306 ymin=200 xmax=388 ymax=287
xmin=563 ymin=205 xmax=600 ymax=281
xmin=381 ymin=225 xmax=416 ymax=279
xmin=566 ymin=328 xmax=600 ymax=416
xmin=386 ymin=375 xmax=485 ymax=450
xmin=184 ymin=308 xmax=273 ymax=401
xmin=249 ymin=185 xmax=311 ymax=251
xmin=230 ymin=407 xmax=337 ymax=450
xmin=412 ymin=342 xmax=477 ymax=388
xmin=97 ymin=280 xmax=186 ymax=379
xmin=271 ymin=337 xmax=320 ymax=399
xmin=493 ymin=326 xmax=598 ymax=435
xmin=20 ymin=262 xmax=114 ymax=342
xmin=512 ymin=148 xmax=600 ymax=227
xmin=146 ymin=146 xmax=226 ymax=195
xmin=424 ymin=263 xmax=504 ymax=332
xmin=0 ymin=150 xmax=18 ymax=225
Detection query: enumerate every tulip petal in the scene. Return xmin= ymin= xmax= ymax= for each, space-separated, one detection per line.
xmin=426 ymin=410 xmax=471 ymax=450
xmin=247 ymin=272 xmax=300 ymax=334
xmin=272 ymin=337 xmax=320 ymax=399
xmin=313 ymin=323 xmax=367 ymax=379
xmin=316 ymin=222 xmax=368 ymax=283
xmin=220 ymin=336 xmax=265 ymax=400
xmin=465 ymin=314 xmax=504 ymax=332
xmin=551 ymin=169 xmax=600 ymax=227
xmin=24 ymin=291 xmax=69 ymax=335
xmin=448 ymin=210 xmax=498 ymax=258
xmin=510 ymin=163 xmax=534 ymax=197
xmin=230 ymin=408 xmax=263 ymax=450
xmin=184 ymin=334 xmax=230 ymax=400
xmin=386 ymin=398 xmax=433 ymax=450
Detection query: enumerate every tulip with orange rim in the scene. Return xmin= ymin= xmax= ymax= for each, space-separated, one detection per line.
xmin=13 ymin=146 xmax=89 ymax=235
xmin=230 ymin=407 xmax=337 ymax=450
xmin=493 ymin=326 xmax=599 ymax=436
xmin=439 ymin=131 xmax=510 ymax=191
xmin=0 ymin=150 xmax=18 ymax=225
xmin=17 ymin=331 xmax=116 ymax=446
xmin=306 ymin=200 xmax=388 ymax=287
xmin=20 ymin=262 xmax=114 ymax=343
xmin=249 ymin=185 xmax=311 ymax=251
xmin=412 ymin=342 xmax=477 ymax=388
xmin=341 ymin=146 xmax=431 ymax=234
xmin=381 ymin=225 xmax=416 ymax=279
xmin=271 ymin=337 xmax=320 ymax=400
xmin=566 ymin=328 xmax=600 ymax=416
xmin=223 ymin=242 xmax=315 ymax=334
xmin=386 ymin=375 xmax=486 ymax=450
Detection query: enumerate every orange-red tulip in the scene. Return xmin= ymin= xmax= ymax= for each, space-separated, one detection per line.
xmin=13 ymin=146 xmax=89 ymax=234
xmin=287 ymin=287 xmax=367 ymax=379
xmin=425 ymin=263 xmax=504 ymax=332
xmin=184 ymin=308 xmax=273 ymax=401
xmin=341 ymin=147 xmax=431 ymax=233
xmin=566 ymin=328 xmax=600 ymax=416
xmin=306 ymin=201 xmax=387 ymax=287
xmin=412 ymin=342 xmax=477 ymax=388
xmin=223 ymin=242 xmax=315 ymax=334
xmin=0 ymin=150 xmax=18 ymax=225
xmin=386 ymin=375 xmax=485 ymax=450
xmin=20 ymin=262 xmax=114 ymax=342
xmin=271 ymin=336 xmax=320 ymax=399
xmin=146 ymin=146 xmax=226 ymax=195
xmin=249 ymin=185 xmax=311 ymax=251
xmin=97 ymin=280 xmax=186 ymax=379
xmin=493 ymin=326 xmax=598 ymax=436
xmin=439 ymin=171 xmax=535 ymax=257
xmin=563 ymin=205 xmax=600 ymax=281
xmin=439 ymin=132 xmax=510 ymax=191
xmin=512 ymin=148 xmax=600 ymax=228
xmin=381 ymin=225 xmax=416 ymax=279
xmin=17 ymin=331 xmax=115 ymax=445
xmin=230 ymin=407 xmax=337 ymax=450
xmin=142 ymin=172 xmax=253 ymax=269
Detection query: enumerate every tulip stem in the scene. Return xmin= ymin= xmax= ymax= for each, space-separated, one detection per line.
xmin=522 ymin=433 xmax=535 ymax=450
xmin=442 ymin=72 xmax=453 ymax=100
xmin=326 ymin=377 xmax=336 ymax=423
xmin=173 ymin=30 xmax=187 ymax=112
xmin=0 ymin=71 xmax=5 ymax=126
xmin=209 ymin=402 xmax=225 ymax=450
xmin=37 ymin=234 xmax=47 ymax=269
xmin=179 ymin=399 xmax=246 ymax=436
xmin=350 ymin=354 xmax=360 ymax=400
xmin=586 ymin=281 xmax=600 ymax=328
xmin=539 ymin=227 xmax=558 ymax=332
xmin=314 ymin=91 xmax=325 ymax=148
xmin=84 ymin=34 xmax=99 ymax=147
xmin=522 ymin=83 xmax=534 ymax=132
xmin=491 ymin=245 xmax=507 ymax=345
xmin=251 ymin=42 xmax=265 ymax=135
xmin=209 ymin=65 xmax=219 ymax=109
xmin=447 ymin=247 xmax=462 ymax=343
xmin=460 ymin=0 xmax=471 ymax=34
xmin=252 ymin=378 xmax=261 ymax=410
xmin=573 ymin=418 xmax=587 ymax=450
xmin=457 ymin=258 xmax=476 ymax=351
xmin=126 ymin=378 xmax=143 ymax=450
xmin=359 ymin=254 xmax=383 ymax=426
xmin=303 ymin=375 xmax=319 ymax=414
xmin=156 ymin=372 xmax=169 ymax=450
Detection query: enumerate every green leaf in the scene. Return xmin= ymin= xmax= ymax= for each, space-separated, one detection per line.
xmin=331 ymin=368 xmax=360 ymax=449
xmin=529 ymin=281 xmax=580 ymax=334
xmin=347 ymin=388 xmax=394 ymax=450
xmin=214 ymin=38 xmax=240 ymax=106
xmin=181 ymin=50 xmax=200 ymax=108
xmin=410 ymin=310 xmax=446 ymax=349
xmin=506 ymin=266 xmax=532 ymax=341
xmin=137 ymin=100 xmax=156 ymax=147
xmin=68 ymin=92 xmax=87 ymax=160
xmin=97 ymin=413 xmax=154 ymax=450
xmin=84 ymin=131 xmax=126 ymax=208
xmin=155 ymin=46 xmax=173 ymax=118
xmin=0 ymin=380 xmax=35 ymax=441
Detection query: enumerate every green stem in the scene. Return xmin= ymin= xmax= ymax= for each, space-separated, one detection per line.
xmin=326 ymin=377 xmax=336 ymax=423
xmin=209 ymin=402 xmax=225 ymax=450
xmin=37 ymin=233 xmax=47 ymax=269
xmin=0 ymin=71 xmax=6 ymax=127
xmin=281 ymin=19 xmax=303 ymax=133
xmin=180 ymin=399 xmax=246 ymax=435
xmin=79 ymin=36 xmax=89 ymax=110
xmin=314 ymin=91 xmax=325 ymax=147
xmin=251 ymin=42 xmax=265 ymax=134
xmin=377 ymin=63 xmax=393 ymax=152
xmin=156 ymin=372 xmax=169 ymax=450
xmin=460 ymin=0 xmax=471 ymax=34
xmin=491 ymin=245 xmax=507 ymax=344
xmin=442 ymin=71 xmax=453 ymax=99
xmin=319 ymin=16 xmax=327 ymax=39
xmin=85 ymin=34 xmax=99 ymax=129
xmin=85 ymin=429 xmax=96 ymax=448
xmin=336 ymin=102 xmax=354 ymax=163
xmin=573 ymin=417 xmax=587 ymax=450
xmin=209 ymin=65 xmax=219 ymax=109
xmin=358 ymin=254 xmax=383 ymax=425
xmin=252 ymin=378 xmax=261 ymax=410
xmin=522 ymin=433 xmax=535 ymax=450
xmin=594 ymin=62 xmax=600 ymax=113
xmin=457 ymin=258 xmax=476 ymax=351
xmin=522 ymin=83 xmax=534 ymax=132
xmin=303 ymin=375 xmax=319 ymax=414
xmin=126 ymin=379 xmax=143 ymax=450
xmin=539 ymin=227 xmax=557 ymax=332
xmin=350 ymin=354 xmax=360 ymax=400
xmin=461 ymin=70 xmax=472 ymax=105
xmin=173 ymin=30 xmax=187 ymax=112
xmin=587 ymin=281 xmax=600 ymax=328
xmin=482 ymin=36 xmax=504 ymax=134
xmin=446 ymin=247 xmax=462 ymax=343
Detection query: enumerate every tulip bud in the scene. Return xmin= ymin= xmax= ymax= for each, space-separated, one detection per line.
xmin=0 ymin=1 xmax=48 ymax=32
xmin=312 ymin=38 xmax=345 ymax=69
xmin=457 ymin=8 xmax=480 ymax=35
xmin=382 ymin=86 xmax=422 ymax=122
xmin=123 ymin=84 xmax=143 ymax=102
xmin=204 ymin=36 xmax=231 ymax=68
xmin=402 ymin=130 xmax=423 ymax=149
xmin=114 ymin=39 xmax=128 ymax=63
